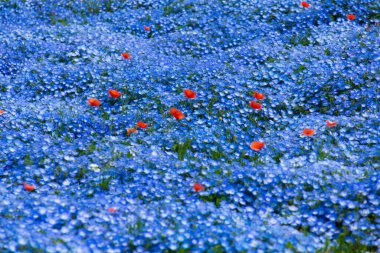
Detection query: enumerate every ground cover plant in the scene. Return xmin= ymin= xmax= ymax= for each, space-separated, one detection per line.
xmin=0 ymin=0 xmax=379 ymax=252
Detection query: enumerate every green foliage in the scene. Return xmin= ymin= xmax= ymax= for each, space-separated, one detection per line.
xmin=99 ymin=177 xmax=111 ymax=191
xmin=16 ymin=245 xmax=47 ymax=253
xmin=199 ymin=193 xmax=228 ymax=207
xmin=294 ymin=64 xmax=307 ymax=74
xmin=24 ymin=153 xmax=33 ymax=166
xmin=316 ymin=233 xmax=379 ymax=253
xmin=74 ymin=167 xmax=87 ymax=180
xmin=172 ymin=138 xmax=193 ymax=160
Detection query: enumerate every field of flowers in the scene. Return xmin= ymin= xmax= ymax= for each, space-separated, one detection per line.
xmin=0 ymin=0 xmax=379 ymax=252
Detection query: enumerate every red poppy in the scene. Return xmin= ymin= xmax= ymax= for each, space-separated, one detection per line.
xmin=250 ymin=101 xmax=262 ymax=110
xmin=88 ymin=98 xmax=101 ymax=107
xmin=253 ymin=91 xmax=265 ymax=100
xmin=109 ymin=89 xmax=122 ymax=98
xmin=326 ymin=120 xmax=338 ymax=127
xmin=127 ymin=128 xmax=137 ymax=135
xmin=121 ymin=52 xmax=130 ymax=60
xmin=302 ymin=128 xmax=315 ymax=137
xmin=193 ymin=182 xmax=204 ymax=192
xmin=170 ymin=108 xmax=185 ymax=120
xmin=301 ymin=1 xmax=310 ymax=8
xmin=250 ymin=141 xmax=265 ymax=151
xmin=347 ymin=14 xmax=356 ymax=20
xmin=23 ymin=182 xmax=35 ymax=191
xmin=137 ymin=121 xmax=148 ymax=129
xmin=184 ymin=89 xmax=196 ymax=99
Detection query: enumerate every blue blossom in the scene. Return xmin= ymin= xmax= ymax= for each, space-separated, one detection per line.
xmin=0 ymin=0 xmax=379 ymax=252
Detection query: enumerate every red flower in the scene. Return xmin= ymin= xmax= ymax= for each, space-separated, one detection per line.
xmin=250 ymin=101 xmax=262 ymax=110
xmin=193 ymin=183 xmax=204 ymax=192
xmin=23 ymin=182 xmax=35 ymax=191
xmin=347 ymin=14 xmax=356 ymax=20
xmin=127 ymin=128 xmax=137 ymax=135
xmin=184 ymin=89 xmax=196 ymax=99
xmin=88 ymin=98 xmax=101 ymax=107
xmin=121 ymin=52 xmax=130 ymax=60
xmin=253 ymin=91 xmax=265 ymax=100
xmin=137 ymin=121 xmax=148 ymax=129
xmin=301 ymin=1 xmax=310 ymax=8
xmin=109 ymin=89 xmax=122 ymax=98
xmin=170 ymin=108 xmax=185 ymax=120
xmin=250 ymin=141 xmax=265 ymax=151
xmin=302 ymin=128 xmax=315 ymax=137
xmin=326 ymin=120 xmax=338 ymax=127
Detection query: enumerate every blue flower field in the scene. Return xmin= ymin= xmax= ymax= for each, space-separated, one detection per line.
xmin=0 ymin=0 xmax=379 ymax=252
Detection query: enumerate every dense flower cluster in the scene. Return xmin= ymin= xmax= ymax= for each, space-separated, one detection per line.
xmin=0 ymin=0 xmax=379 ymax=252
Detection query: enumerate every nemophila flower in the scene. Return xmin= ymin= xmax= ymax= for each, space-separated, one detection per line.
xmin=89 ymin=163 xmax=100 ymax=172
xmin=193 ymin=182 xmax=204 ymax=192
xmin=347 ymin=14 xmax=356 ymax=20
xmin=170 ymin=108 xmax=185 ymax=120
xmin=0 ymin=0 xmax=379 ymax=251
xmin=144 ymin=25 xmax=150 ymax=31
xmin=326 ymin=120 xmax=338 ymax=127
xmin=23 ymin=182 xmax=35 ymax=191
xmin=0 ymin=110 xmax=5 ymax=115
xmin=302 ymin=128 xmax=316 ymax=137
xmin=121 ymin=52 xmax=130 ymax=59
xmin=301 ymin=2 xmax=310 ymax=8
xmin=250 ymin=101 xmax=262 ymax=110
xmin=137 ymin=121 xmax=148 ymax=129
xmin=250 ymin=141 xmax=265 ymax=151
xmin=108 ymin=89 xmax=121 ymax=98
xmin=88 ymin=98 xmax=101 ymax=107
xmin=253 ymin=91 xmax=265 ymax=100
xmin=184 ymin=89 xmax=196 ymax=99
